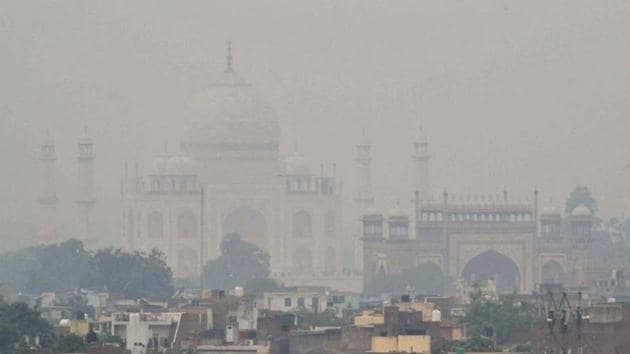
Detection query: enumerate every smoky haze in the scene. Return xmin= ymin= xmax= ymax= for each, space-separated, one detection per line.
xmin=1 ymin=0 xmax=630 ymax=250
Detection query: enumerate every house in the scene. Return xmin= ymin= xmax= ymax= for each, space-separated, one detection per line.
xmin=262 ymin=287 xmax=330 ymax=313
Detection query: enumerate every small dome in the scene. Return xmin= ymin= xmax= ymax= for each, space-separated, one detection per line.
xmin=571 ymin=204 xmax=592 ymax=217
xmin=152 ymin=154 xmax=195 ymax=175
xmin=541 ymin=204 xmax=561 ymax=217
xmin=388 ymin=202 xmax=408 ymax=219
xmin=363 ymin=207 xmax=381 ymax=217
xmin=285 ymin=151 xmax=311 ymax=175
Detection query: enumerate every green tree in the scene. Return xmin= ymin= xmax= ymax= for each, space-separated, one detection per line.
xmin=0 ymin=239 xmax=94 ymax=295
xmin=364 ymin=262 xmax=446 ymax=296
xmin=56 ymin=334 xmax=85 ymax=353
xmin=0 ymin=299 xmax=56 ymax=352
xmin=26 ymin=239 xmax=94 ymax=294
xmin=0 ymin=322 xmax=19 ymax=353
xmin=565 ymin=185 xmax=597 ymax=215
xmin=203 ymin=233 xmax=272 ymax=289
xmin=0 ymin=241 xmax=174 ymax=299
xmin=462 ymin=289 xmax=534 ymax=345
xmin=244 ymin=277 xmax=284 ymax=297
xmin=86 ymin=248 xmax=174 ymax=299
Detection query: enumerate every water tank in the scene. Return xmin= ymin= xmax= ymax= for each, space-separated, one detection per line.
xmin=59 ymin=319 xmax=71 ymax=327
xmin=234 ymin=286 xmax=244 ymax=297
xmin=431 ymin=309 xmax=442 ymax=322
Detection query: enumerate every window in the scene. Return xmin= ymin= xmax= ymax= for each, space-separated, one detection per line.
xmin=147 ymin=211 xmax=164 ymax=239
xmin=324 ymin=247 xmax=336 ymax=275
xmin=293 ymin=248 xmax=313 ymax=273
xmin=177 ymin=211 xmax=197 ymax=239
xmin=324 ymin=211 xmax=336 ymax=237
xmin=284 ymin=298 xmax=292 ymax=307
xmin=292 ymin=211 xmax=312 ymax=238
xmin=151 ymin=178 xmax=160 ymax=192
xmin=297 ymin=297 xmax=305 ymax=307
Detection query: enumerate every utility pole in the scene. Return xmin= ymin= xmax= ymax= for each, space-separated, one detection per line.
xmin=540 ymin=290 xmax=590 ymax=354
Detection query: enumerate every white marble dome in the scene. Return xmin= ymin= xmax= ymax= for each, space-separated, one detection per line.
xmin=571 ymin=204 xmax=592 ymax=217
xmin=541 ymin=204 xmax=561 ymax=216
xmin=181 ymin=70 xmax=280 ymax=155
xmin=152 ymin=154 xmax=195 ymax=174
xmin=388 ymin=202 xmax=408 ymax=219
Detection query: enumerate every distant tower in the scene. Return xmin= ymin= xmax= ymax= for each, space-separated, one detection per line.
xmin=412 ymin=125 xmax=430 ymax=201
xmin=353 ymin=136 xmax=375 ymax=273
xmin=76 ymin=127 xmax=96 ymax=246
xmin=38 ymin=132 xmax=57 ymax=242
xmin=354 ymin=138 xmax=375 ymax=209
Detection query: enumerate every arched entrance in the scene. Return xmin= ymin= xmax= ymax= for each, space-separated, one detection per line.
xmin=223 ymin=207 xmax=268 ymax=251
xmin=462 ymin=250 xmax=521 ymax=293
xmin=542 ymin=260 xmax=564 ymax=284
xmin=177 ymin=248 xmax=199 ymax=278
xmin=293 ymin=248 xmax=313 ymax=274
xmin=324 ymin=247 xmax=337 ymax=275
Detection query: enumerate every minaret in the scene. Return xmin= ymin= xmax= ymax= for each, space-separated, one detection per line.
xmin=353 ymin=136 xmax=375 ymax=273
xmin=354 ymin=137 xmax=375 ymax=209
xmin=38 ymin=132 xmax=57 ymax=242
xmin=225 ymin=40 xmax=234 ymax=73
xmin=76 ymin=127 xmax=96 ymax=246
xmin=412 ymin=125 xmax=430 ymax=201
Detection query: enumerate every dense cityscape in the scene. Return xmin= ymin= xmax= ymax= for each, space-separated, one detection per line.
xmin=2 ymin=1 xmax=630 ymax=353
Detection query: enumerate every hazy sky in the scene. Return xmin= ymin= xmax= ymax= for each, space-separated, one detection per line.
xmin=2 ymin=0 xmax=630 ymax=243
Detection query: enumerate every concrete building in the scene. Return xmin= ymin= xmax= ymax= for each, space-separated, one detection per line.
xmin=370 ymin=334 xmax=431 ymax=353
xmin=96 ymin=312 xmax=183 ymax=353
xmin=262 ymin=287 xmax=330 ymax=313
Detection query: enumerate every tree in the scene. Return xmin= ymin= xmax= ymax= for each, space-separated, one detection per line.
xmin=565 ymin=185 xmax=597 ymax=215
xmin=244 ymin=277 xmax=284 ymax=297
xmin=462 ymin=289 xmax=534 ymax=345
xmin=56 ymin=334 xmax=85 ymax=353
xmin=0 ymin=299 xmax=56 ymax=352
xmin=364 ymin=262 xmax=446 ymax=296
xmin=0 ymin=239 xmax=94 ymax=294
xmin=86 ymin=248 xmax=174 ymax=299
xmin=0 ymin=322 xmax=19 ymax=354
xmin=203 ymin=233 xmax=272 ymax=289
xmin=0 ymin=241 xmax=174 ymax=299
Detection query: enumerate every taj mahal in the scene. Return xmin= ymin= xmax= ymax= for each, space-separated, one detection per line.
xmin=119 ymin=45 xmax=356 ymax=290
xmin=37 ymin=44 xmax=595 ymax=295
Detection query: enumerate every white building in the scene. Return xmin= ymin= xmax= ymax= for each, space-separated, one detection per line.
xmin=262 ymin=287 xmax=330 ymax=313
xmin=97 ymin=312 xmax=183 ymax=354
xmin=121 ymin=45 xmax=356 ymax=291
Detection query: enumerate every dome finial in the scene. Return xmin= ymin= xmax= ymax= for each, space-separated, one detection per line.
xmin=226 ymin=40 xmax=233 ymax=72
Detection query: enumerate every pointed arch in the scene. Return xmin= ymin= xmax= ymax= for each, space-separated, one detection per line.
xmin=293 ymin=247 xmax=313 ymax=273
xmin=147 ymin=211 xmax=164 ymax=239
xmin=542 ymin=260 xmax=564 ymax=284
xmin=324 ymin=247 xmax=337 ymax=275
xmin=177 ymin=210 xmax=197 ymax=239
xmin=292 ymin=211 xmax=312 ymax=238
xmin=223 ymin=206 xmax=268 ymax=250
